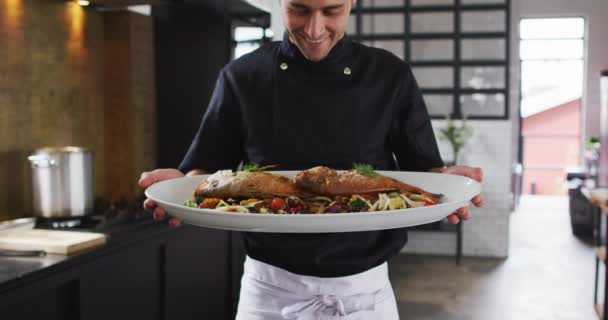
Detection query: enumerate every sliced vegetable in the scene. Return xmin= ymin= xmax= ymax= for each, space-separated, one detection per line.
xmin=388 ymin=196 xmax=406 ymax=210
xmin=199 ymin=198 xmax=221 ymax=209
xmin=348 ymin=198 xmax=369 ymax=212
xmin=216 ymin=206 xmax=249 ymax=213
xmin=184 ymin=200 xmax=198 ymax=208
xmin=288 ymin=204 xmax=302 ymax=213
xmin=240 ymin=198 xmax=260 ymax=206
xmin=217 ymin=200 xmax=230 ymax=207
xmin=324 ymin=203 xmax=342 ymax=213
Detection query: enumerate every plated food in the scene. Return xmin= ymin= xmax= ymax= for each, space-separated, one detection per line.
xmin=184 ymin=164 xmax=441 ymax=214
xmin=147 ymin=170 xmax=480 ymax=232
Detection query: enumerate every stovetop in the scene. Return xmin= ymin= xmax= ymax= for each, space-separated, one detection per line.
xmin=34 ymin=196 xmax=153 ymax=233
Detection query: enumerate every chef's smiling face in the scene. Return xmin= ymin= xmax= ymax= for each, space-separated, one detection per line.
xmin=281 ymin=0 xmax=353 ymax=62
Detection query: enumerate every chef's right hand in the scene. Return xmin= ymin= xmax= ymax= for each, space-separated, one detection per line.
xmin=139 ymin=168 xmax=184 ymax=226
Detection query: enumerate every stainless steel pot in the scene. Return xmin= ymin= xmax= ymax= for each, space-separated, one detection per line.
xmin=28 ymin=146 xmax=94 ymax=218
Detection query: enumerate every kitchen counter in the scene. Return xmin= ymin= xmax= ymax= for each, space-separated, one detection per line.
xmin=0 ymin=214 xmax=235 ymax=320
xmin=0 ymin=215 xmax=166 ymax=291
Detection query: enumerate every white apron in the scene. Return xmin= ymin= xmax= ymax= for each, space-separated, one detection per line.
xmin=235 ymin=256 xmax=400 ymax=320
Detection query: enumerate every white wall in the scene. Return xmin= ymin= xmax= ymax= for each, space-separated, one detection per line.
xmin=402 ymin=120 xmax=513 ymax=258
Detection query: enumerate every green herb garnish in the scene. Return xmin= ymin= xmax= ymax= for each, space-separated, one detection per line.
xmin=242 ymin=163 xmax=279 ymax=172
xmin=353 ymin=163 xmax=377 ymax=178
xmin=242 ymin=162 xmax=259 ymax=172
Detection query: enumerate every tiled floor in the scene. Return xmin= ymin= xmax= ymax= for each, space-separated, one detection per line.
xmin=389 ymin=195 xmax=596 ymax=320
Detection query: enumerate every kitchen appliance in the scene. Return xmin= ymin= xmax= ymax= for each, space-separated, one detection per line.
xmin=28 ymin=146 xmax=94 ymax=218
xmin=599 ymin=71 xmax=608 ymax=188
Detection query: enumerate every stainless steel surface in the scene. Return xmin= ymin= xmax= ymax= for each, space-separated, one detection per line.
xmin=0 ymin=218 xmax=36 ymax=235
xmin=28 ymin=146 xmax=94 ymax=218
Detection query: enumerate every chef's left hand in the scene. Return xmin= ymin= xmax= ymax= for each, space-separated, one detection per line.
xmin=440 ymin=165 xmax=483 ymax=224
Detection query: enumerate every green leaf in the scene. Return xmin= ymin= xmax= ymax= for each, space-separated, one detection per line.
xmin=242 ymin=162 xmax=259 ymax=172
xmin=353 ymin=163 xmax=378 ymax=178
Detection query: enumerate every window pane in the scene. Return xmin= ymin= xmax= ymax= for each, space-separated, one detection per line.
xmin=520 ymin=39 xmax=583 ymax=60
xmin=234 ymin=43 xmax=260 ymax=59
xmin=424 ymin=95 xmax=454 ymax=115
xmin=461 ymin=11 xmax=505 ymax=32
xmin=362 ymin=13 xmax=405 ymax=34
xmin=410 ymin=40 xmax=454 ymax=61
xmin=460 ymin=93 xmax=505 ymax=116
xmin=348 ymin=14 xmax=357 ymax=35
xmin=461 ymin=66 xmax=505 ymax=89
xmin=363 ymin=40 xmax=404 ymax=60
xmin=411 ymin=12 xmax=454 ymax=33
xmin=520 ymin=18 xmax=585 ymax=39
xmin=520 ymin=60 xmax=583 ymax=116
xmin=412 ymin=67 xmax=454 ymax=88
xmin=461 ymin=39 xmax=506 ymax=60
xmin=234 ymin=27 xmax=263 ymax=41
xmin=361 ymin=0 xmax=404 ymax=7
xmin=411 ymin=0 xmax=453 ymax=5
xmin=462 ymin=0 xmax=505 ymax=4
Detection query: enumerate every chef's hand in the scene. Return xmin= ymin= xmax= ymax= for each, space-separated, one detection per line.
xmin=438 ymin=165 xmax=483 ymax=224
xmin=139 ymin=168 xmax=185 ymax=227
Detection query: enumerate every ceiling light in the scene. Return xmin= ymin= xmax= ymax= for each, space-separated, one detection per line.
xmin=77 ymin=0 xmax=90 ymax=6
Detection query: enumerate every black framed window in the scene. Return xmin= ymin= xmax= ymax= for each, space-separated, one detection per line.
xmin=231 ymin=12 xmax=272 ymax=61
xmin=350 ymin=0 xmax=510 ymax=119
xmin=232 ymin=26 xmax=273 ymax=60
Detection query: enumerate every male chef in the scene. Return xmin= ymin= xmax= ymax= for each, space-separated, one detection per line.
xmin=139 ymin=0 xmax=483 ymax=318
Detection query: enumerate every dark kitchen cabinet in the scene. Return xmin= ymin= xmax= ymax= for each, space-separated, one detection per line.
xmin=80 ymin=244 xmax=160 ymax=320
xmin=165 ymin=227 xmax=229 ymax=320
xmin=0 ymin=225 xmax=231 ymax=320
xmin=153 ymin=4 xmax=232 ymax=169
xmin=2 ymin=280 xmax=80 ymax=320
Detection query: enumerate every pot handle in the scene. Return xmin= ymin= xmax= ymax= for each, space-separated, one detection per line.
xmin=28 ymin=155 xmax=57 ymax=168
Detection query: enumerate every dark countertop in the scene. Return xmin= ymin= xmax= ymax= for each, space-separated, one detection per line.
xmin=0 ymin=214 xmax=175 ymax=294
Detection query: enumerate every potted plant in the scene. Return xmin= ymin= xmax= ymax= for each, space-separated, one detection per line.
xmin=439 ymin=115 xmax=473 ymax=166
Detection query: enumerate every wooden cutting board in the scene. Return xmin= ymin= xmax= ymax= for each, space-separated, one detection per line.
xmin=0 ymin=229 xmax=106 ymax=255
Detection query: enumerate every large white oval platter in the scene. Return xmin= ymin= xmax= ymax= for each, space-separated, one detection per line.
xmin=145 ymin=171 xmax=481 ymax=233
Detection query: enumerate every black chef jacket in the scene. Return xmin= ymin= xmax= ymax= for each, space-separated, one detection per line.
xmin=179 ymin=34 xmax=444 ymax=277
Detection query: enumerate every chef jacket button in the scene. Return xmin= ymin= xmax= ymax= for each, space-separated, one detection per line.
xmin=344 ymin=67 xmax=351 ymax=75
xmin=280 ymin=63 xmax=288 ymax=70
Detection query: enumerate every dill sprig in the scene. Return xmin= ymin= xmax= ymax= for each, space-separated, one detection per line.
xmin=353 ymin=163 xmax=377 ymax=177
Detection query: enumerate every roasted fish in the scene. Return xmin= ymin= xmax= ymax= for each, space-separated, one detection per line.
xmin=294 ymin=166 xmax=440 ymax=203
xmin=194 ymin=170 xmax=311 ymax=199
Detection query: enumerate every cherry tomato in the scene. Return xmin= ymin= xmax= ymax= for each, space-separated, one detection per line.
xmin=424 ymin=201 xmax=435 ymax=206
xmin=270 ymin=198 xmax=286 ymax=211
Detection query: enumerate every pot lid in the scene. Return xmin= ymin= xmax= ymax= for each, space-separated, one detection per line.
xmin=33 ymin=146 xmax=91 ymax=154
